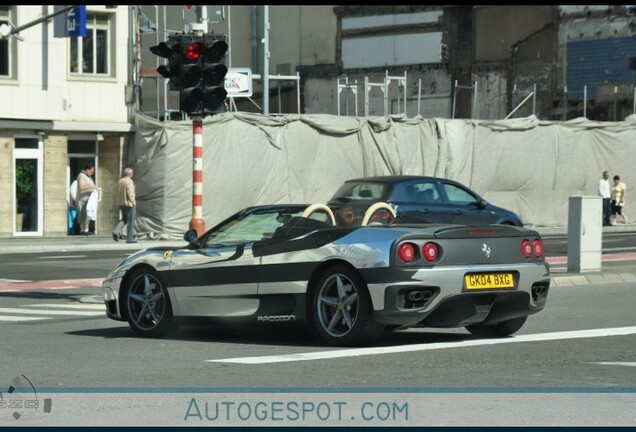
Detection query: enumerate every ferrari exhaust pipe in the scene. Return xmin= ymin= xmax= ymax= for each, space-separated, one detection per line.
xmin=406 ymin=289 xmax=434 ymax=303
xmin=531 ymin=284 xmax=549 ymax=300
xmin=406 ymin=290 xmax=424 ymax=302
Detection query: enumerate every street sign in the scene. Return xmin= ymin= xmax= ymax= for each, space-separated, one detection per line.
xmin=225 ymin=68 xmax=253 ymax=98
xmin=53 ymin=6 xmax=86 ymax=38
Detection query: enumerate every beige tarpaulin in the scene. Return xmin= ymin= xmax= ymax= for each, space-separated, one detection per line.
xmin=130 ymin=112 xmax=636 ymax=239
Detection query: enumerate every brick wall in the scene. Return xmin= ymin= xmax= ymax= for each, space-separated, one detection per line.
xmin=43 ymin=136 xmax=69 ymax=236
xmin=97 ymin=135 xmax=124 ymax=234
xmin=0 ymin=135 xmax=12 ymax=237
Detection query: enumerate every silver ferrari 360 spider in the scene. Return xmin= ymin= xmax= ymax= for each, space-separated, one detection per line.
xmin=102 ymin=202 xmax=550 ymax=346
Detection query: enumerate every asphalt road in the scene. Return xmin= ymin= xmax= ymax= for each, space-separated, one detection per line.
xmin=0 ymin=242 xmax=635 ymax=426
xmin=1 ymin=280 xmax=635 ymax=426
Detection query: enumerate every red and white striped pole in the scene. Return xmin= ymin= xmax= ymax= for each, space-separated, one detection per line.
xmin=189 ymin=118 xmax=205 ymax=236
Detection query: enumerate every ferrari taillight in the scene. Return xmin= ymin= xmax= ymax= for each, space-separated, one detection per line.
xmin=532 ymin=239 xmax=544 ymax=257
xmin=422 ymin=242 xmax=439 ymax=262
xmin=398 ymin=243 xmax=416 ymax=263
xmin=521 ymin=240 xmax=533 ymax=258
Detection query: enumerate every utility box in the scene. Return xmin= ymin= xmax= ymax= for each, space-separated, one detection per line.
xmin=567 ymin=196 xmax=602 ymax=273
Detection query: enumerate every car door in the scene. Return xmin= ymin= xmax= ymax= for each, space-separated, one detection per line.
xmin=395 ymin=181 xmax=456 ymax=224
xmin=167 ymin=244 xmax=260 ymax=318
xmin=440 ymin=181 xmax=495 ymax=225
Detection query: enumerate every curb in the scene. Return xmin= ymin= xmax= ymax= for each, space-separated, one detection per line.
xmin=550 ymin=272 xmax=636 ymax=286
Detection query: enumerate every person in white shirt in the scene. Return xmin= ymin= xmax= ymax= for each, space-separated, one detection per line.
xmin=598 ymin=170 xmax=611 ymax=226
xmin=76 ymin=164 xmax=98 ymax=235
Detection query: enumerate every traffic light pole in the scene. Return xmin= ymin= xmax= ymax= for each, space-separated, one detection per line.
xmin=189 ymin=117 xmax=205 ymax=236
xmin=150 ymin=14 xmax=229 ymax=237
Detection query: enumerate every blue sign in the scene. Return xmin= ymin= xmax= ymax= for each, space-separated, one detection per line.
xmin=53 ymin=6 xmax=87 ymax=38
xmin=67 ymin=6 xmax=87 ymax=37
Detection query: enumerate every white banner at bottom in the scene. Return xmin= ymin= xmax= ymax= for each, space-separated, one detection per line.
xmin=1 ymin=391 xmax=635 ymax=427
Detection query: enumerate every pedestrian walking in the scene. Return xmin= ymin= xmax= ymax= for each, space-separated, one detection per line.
xmin=598 ymin=170 xmax=611 ymax=226
xmin=610 ymin=174 xmax=628 ymax=225
xmin=112 ymin=167 xmax=137 ymax=243
xmin=76 ymin=164 xmax=97 ymax=236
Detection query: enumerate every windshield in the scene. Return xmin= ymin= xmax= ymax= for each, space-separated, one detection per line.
xmin=203 ymin=208 xmax=305 ymax=248
xmin=331 ymin=182 xmax=392 ymax=203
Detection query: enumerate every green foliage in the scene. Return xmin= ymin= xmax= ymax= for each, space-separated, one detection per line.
xmin=15 ymin=159 xmax=36 ymax=198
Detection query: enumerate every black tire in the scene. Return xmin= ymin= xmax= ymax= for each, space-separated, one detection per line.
xmin=310 ymin=265 xmax=384 ymax=346
xmin=123 ymin=267 xmax=178 ymax=337
xmin=465 ymin=316 xmax=527 ymax=337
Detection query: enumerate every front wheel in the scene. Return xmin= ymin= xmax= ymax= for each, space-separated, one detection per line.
xmin=311 ymin=265 xmax=384 ymax=346
xmin=124 ymin=268 xmax=177 ymax=337
xmin=465 ymin=316 xmax=527 ymax=337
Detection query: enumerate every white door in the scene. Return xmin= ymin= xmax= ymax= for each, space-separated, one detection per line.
xmin=14 ymin=137 xmax=44 ymax=237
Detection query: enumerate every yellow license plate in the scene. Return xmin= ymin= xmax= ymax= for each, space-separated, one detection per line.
xmin=465 ymin=273 xmax=514 ymax=290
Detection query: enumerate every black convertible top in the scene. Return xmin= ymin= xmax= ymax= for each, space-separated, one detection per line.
xmin=272 ymin=216 xmax=335 ymax=240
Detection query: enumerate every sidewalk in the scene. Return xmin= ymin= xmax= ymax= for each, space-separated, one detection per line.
xmin=1 ymin=222 xmax=635 ymax=255
xmin=0 ymin=234 xmax=181 ymax=255
xmin=528 ymin=221 xmax=636 ymax=237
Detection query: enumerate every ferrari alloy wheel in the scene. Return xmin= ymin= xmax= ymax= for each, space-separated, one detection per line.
xmin=465 ymin=316 xmax=527 ymax=337
xmin=124 ymin=268 xmax=177 ymax=337
xmin=312 ymin=265 xmax=384 ymax=346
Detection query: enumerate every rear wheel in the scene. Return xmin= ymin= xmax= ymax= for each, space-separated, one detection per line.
xmin=465 ymin=316 xmax=527 ymax=337
xmin=311 ymin=265 xmax=384 ymax=346
xmin=124 ymin=268 xmax=177 ymax=337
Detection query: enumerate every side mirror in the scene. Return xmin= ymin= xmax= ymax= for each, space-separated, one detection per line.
xmin=183 ymin=229 xmax=201 ymax=249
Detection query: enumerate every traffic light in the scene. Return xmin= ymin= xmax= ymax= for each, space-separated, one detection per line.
xmin=152 ymin=33 xmax=229 ymax=116
xmin=201 ymin=35 xmax=229 ymax=113
xmin=149 ymin=35 xmax=181 ymax=90
xmin=179 ymin=35 xmax=205 ymax=114
xmin=178 ymin=34 xmax=229 ymax=116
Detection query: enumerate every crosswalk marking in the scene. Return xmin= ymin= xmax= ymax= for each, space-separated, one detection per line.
xmin=0 ymin=307 xmax=103 ymax=317
xmin=26 ymin=303 xmax=105 ymax=310
xmin=0 ymin=315 xmax=48 ymax=322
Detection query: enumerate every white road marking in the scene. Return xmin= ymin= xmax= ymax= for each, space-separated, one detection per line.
xmin=0 ymin=315 xmax=48 ymax=322
xmin=36 ymin=255 xmax=87 ymax=259
xmin=26 ymin=303 xmax=105 ymax=310
xmin=208 ymin=326 xmax=636 ymax=365
xmin=0 ymin=307 xmax=103 ymax=316
xmin=0 ymin=278 xmax=31 ymax=283
xmin=592 ymin=362 xmax=636 ymax=367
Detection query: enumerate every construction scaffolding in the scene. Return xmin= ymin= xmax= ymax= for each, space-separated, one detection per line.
xmin=558 ymin=84 xmax=636 ymax=121
xmin=338 ymin=71 xmax=408 ymax=117
xmin=452 ymin=80 xmax=478 ymax=119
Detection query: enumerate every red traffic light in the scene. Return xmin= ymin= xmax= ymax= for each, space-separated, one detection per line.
xmin=184 ymin=42 xmax=202 ymax=61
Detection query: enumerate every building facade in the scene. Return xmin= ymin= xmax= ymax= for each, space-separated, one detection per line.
xmin=3 ymin=5 xmax=633 ymax=238
xmin=0 ymin=5 xmax=133 ymax=238
xmin=138 ymin=5 xmax=635 ymax=121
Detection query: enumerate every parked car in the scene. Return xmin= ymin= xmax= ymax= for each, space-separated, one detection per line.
xmin=102 ymin=204 xmax=549 ymax=347
xmin=327 ymin=175 xmax=523 ymax=227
